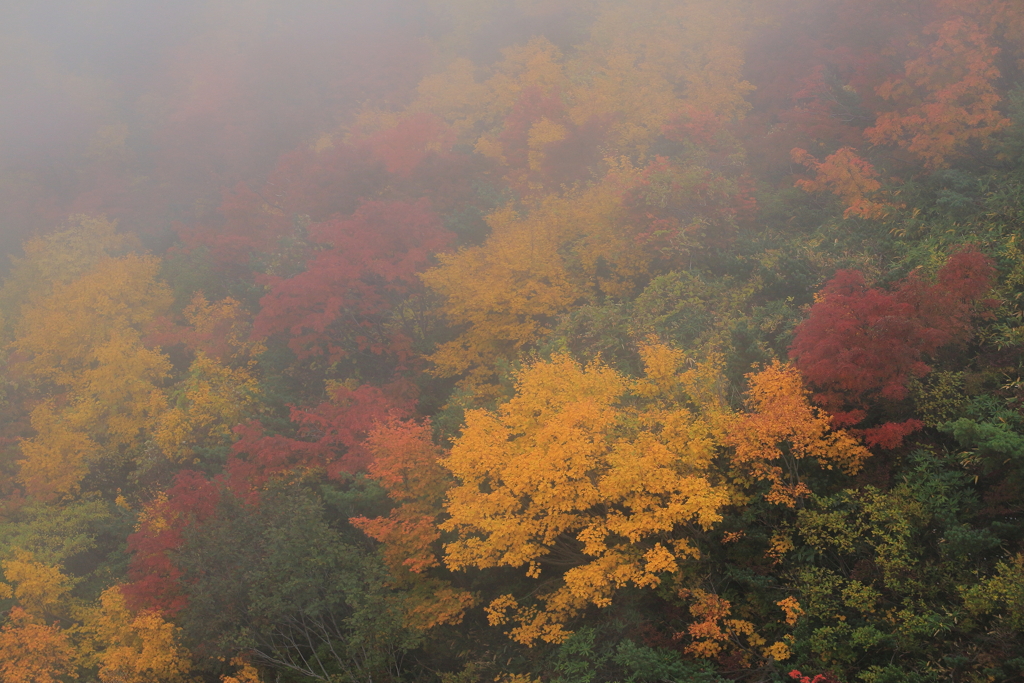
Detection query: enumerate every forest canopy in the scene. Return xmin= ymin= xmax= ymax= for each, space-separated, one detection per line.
xmin=2 ymin=1 xmax=1024 ymax=681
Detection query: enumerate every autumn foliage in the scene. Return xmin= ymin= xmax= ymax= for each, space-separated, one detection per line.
xmin=442 ymin=344 xmax=730 ymax=644
xmin=2 ymin=0 xmax=1024 ymax=681
xmin=254 ymin=199 xmax=452 ymax=363
xmin=790 ymin=249 xmax=995 ymax=446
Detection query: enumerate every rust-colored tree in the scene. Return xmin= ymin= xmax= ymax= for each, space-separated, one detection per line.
xmin=350 ymin=419 xmax=475 ymax=630
xmin=865 ymin=17 xmax=1010 ymax=169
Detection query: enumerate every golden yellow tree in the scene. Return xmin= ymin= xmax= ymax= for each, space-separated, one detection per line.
xmin=422 ymin=177 xmax=649 ymax=396
xmin=441 ymin=342 xmax=730 ymax=644
xmin=0 ymin=550 xmax=75 ymax=621
xmin=0 ymin=215 xmax=136 ymax=331
xmin=0 ymin=552 xmax=79 ymax=682
xmin=13 ymin=253 xmax=173 ymax=498
xmin=568 ymin=0 xmax=753 ymax=152
xmin=79 ymin=586 xmax=192 ymax=683
xmin=0 ymin=607 xmax=79 ymax=683
xmin=153 ymin=294 xmax=264 ymax=463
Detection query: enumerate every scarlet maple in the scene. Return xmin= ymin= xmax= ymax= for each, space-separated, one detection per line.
xmin=228 ymin=380 xmax=416 ymax=490
xmin=253 ymin=199 xmax=452 ymax=363
xmin=790 ymin=249 xmax=995 ymax=446
xmin=123 ymin=471 xmax=221 ymax=615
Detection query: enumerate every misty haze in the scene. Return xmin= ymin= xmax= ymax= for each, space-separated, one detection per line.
xmin=0 ymin=1 xmax=1022 ymax=681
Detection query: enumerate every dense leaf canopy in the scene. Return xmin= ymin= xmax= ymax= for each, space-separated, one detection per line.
xmin=2 ymin=1 xmax=1024 ymax=681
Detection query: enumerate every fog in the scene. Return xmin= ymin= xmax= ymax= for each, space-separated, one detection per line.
xmin=0 ymin=1 xmax=446 ymax=261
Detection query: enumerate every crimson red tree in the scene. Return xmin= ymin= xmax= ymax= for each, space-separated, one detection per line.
xmin=253 ymin=199 xmax=452 ymax=363
xmin=790 ymin=249 xmax=994 ymax=447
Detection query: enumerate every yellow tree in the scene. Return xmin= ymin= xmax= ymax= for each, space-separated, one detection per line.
xmin=0 ymin=550 xmax=75 ymax=621
xmin=441 ymin=342 xmax=731 ymax=644
xmin=0 ymin=552 xmax=79 ymax=683
xmin=79 ymin=586 xmax=192 ymax=683
xmin=0 ymin=607 xmax=79 ymax=683
xmin=13 ymin=253 xmax=173 ymax=498
xmin=0 ymin=215 xmax=136 ymax=333
xmin=409 ymin=1 xmax=755 ymax=187
xmin=568 ymin=0 xmax=753 ymax=153
xmin=422 ymin=176 xmax=649 ymax=396
xmin=153 ymin=294 xmax=264 ymax=463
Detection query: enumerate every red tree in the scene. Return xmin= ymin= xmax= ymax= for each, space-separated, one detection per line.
xmin=790 ymin=249 xmax=995 ymax=447
xmin=252 ymin=199 xmax=453 ymax=363
xmin=123 ymin=471 xmax=221 ymax=615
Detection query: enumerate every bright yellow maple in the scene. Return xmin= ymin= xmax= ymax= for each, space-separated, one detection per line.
xmin=13 ymin=254 xmax=173 ymax=497
xmin=423 ymin=177 xmax=648 ymax=395
xmin=153 ymin=295 xmax=263 ymax=462
xmin=0 ymin=550 xmax=75 ymax=620
xmin=441 ymin=343 xmax=730 ymax=644
xmin=0 ymin=215 xmax=136 ymax=333
xmin=0 ymin=607 xmax=79 ymax=683
xmin=79 ymin=586 xmax=192 ymax=683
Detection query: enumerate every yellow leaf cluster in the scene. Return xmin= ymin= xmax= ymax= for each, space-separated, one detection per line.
xmin=220 ymin=657 xmax=264 ymax=683
xmin=423 ymin=178 xmax=648 ymax=395
xmin=573 ymin=0 xmax=753 ymax=146
xmin=0 ymin=607 xmax=79 ymax=683
xmin=181 ymin=293 xmax=266 ymax=362
xmin=411 ymin=0 xmax=754 ymax=170
xmin=1 ymin=550 xmax=74 ymax=620
xmin=154 ymin=294 xmax=263 ymax=462
xmin=154 ymin=352 xmax=262 ymax=462
xmin=80 ymin=586 xmax=192 ymax=683
xmin=442 ymin=343 xmax=730 ymax=644
xmin=14 ymin=254 xmax=173 ymax=497
xmin=0 ymin=215 xmax=136 ymax=330
xmin=777 ymin=596 xmax=804 ymax=626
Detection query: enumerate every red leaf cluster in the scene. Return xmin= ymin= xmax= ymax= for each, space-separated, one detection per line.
xmin=790 ymin=249 xmax=995 ymax=445
xmin=253 ymin=199 xmax=453 ymax=362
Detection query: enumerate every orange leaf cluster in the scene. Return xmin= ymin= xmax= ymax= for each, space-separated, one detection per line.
xmin=725 ymin=362 xmax=871 ymax=506
xmin=865 ymin=17 xmax=1010 ymax=168
xmin=351 ymin=419 xmax=475 ymax=629
xmin=790 ymin=147 xmax=893 ymax=220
